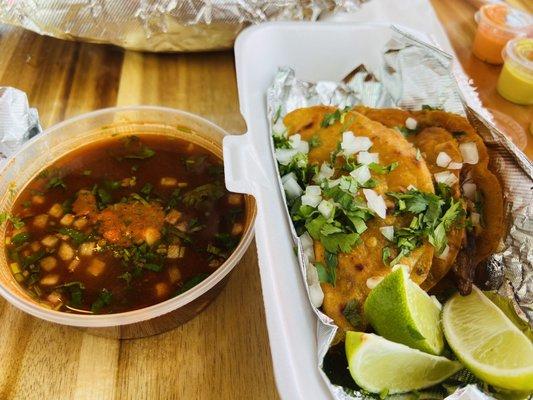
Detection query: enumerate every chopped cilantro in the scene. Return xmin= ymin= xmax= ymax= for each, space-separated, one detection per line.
xmin=143 ymin=263 xmax=163 ymax=272
xmin=387 ymin=189 xmax=464 ymax=257
xmin=421 ymin=105 xmax=441 ymax=111
xmin=315 ymin=252 xmax=338 ymax=285
xmin=166 ymin=189 xmax=181 ymax=211
xmin=343 ymin=299 xmax=362 ymax=328
xmin=182 ymin=183 xmax=224 ymax=208
xmin=273 ymin=134 xmax=291 ymax=149
xmin=91 ymin=289 xmax=113 ymax=313
xmin=395 ymin=126 xmax=417 ymax=137
xmin=21 ymin=249 xmax=46 ymax=269
xmin=118 ymin=272 xmax=132 ymax=286
xmin=46 ymin=176 xmax=66 ymax=190
xmin=272 ymin=106 xmax=282 ymax=123
xmin=382 ymin=247 xmax=391 ymax=265
xmin=11 ymin=232 xmax=30 ymax=246
xmin=0 ymin=212 xmax=25 ymax=229
xmin=55 ymin=282 xmax=85 ymax=308
xmin=175 ymin=273 xmax=209 ymax=296
xmin=58 ymin=227 xmax=89 ymax=245
xmin=123 ymin=146 xmax=155 ymax=160
xmin=321 ymin=107 xmax=350 ymax=128
xmin=309 ymin=134 xmax=321 ymax=149
xmin=140 ymin=183 xmax=153 ymax=199
xmin=368 ymin=162 xmax=398 ymax=174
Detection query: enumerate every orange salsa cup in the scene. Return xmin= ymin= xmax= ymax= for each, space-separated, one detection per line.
xmin=472 ymin=4 xmax=531 ymax=65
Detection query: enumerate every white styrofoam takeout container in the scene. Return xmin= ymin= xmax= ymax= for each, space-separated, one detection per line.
xmin=224 ymin=22 xmax=439 ymax=399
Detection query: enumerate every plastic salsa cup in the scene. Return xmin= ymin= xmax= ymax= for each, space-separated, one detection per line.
xmin=472 ymin=3 xmax=532 ymax=65
xmin=497 ymin=38 xmax=533 ymax=105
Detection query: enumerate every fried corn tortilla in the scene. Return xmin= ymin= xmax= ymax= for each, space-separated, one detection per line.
xmin=284 ymin=106 xmax=435 ymax=331
xmin=354 ymin=106 xmax=504 ymax=292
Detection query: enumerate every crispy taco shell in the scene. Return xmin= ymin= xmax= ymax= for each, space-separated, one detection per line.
xmin=284 ymin=106 xmax=435 ymax=330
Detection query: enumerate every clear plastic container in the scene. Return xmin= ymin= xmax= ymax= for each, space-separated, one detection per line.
xmin=497 ymin=38 xmax=533 ymax=105
xmin=472 ymin=4 xmax=531 ymax=65
xmin=0 ymin=106 xmax=256 ymax=339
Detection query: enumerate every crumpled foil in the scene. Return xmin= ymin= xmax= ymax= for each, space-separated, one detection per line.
xmin=0 ymin=0 xmax=363 ymax=52
xmin=0 ymin=87 xmax=41 ymax=166
xmin=267 ymin=26 xmax=532 ymax=400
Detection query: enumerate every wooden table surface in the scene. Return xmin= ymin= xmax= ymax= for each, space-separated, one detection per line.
xmin=0 ymin=1 xmax=531 ymax=399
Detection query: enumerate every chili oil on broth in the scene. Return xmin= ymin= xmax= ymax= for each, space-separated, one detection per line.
xmin=3 ymin=134 xmax=245 ymax=314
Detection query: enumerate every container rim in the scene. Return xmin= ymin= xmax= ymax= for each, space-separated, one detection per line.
xmin=0 ymin=105 xmax=256 ymax=327
xmin=503 ymin=37 xmax=533 ymax=72
xmin=475 ymin=3 xmax=532 ymax=35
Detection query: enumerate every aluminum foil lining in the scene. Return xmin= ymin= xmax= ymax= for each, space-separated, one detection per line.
xmin=267 ymin=26 xmax=532 ymax=400
xmin=0 ymin=87 xmax=42 ymax=167
xmin=0 ymin=0 xmax=363 ymax=52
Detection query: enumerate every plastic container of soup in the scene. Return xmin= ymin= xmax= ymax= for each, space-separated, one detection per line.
xmin=472 ymin=3 xmax=532 ymax=65
xmin=497 ymin=38 xmax=533 ymax=105
xmin=0 ymin=106 xmax=256 ymax=339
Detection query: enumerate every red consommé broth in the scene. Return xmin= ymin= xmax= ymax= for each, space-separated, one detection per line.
xmin=4 ymin=134 xmax=245 ymax=314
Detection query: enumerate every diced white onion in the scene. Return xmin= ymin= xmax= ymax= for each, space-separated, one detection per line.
xmin=447 ymin=161 xmax=463 ymax=170
xmin=357 ymin=151 xmax=379 ymax=165
xmin=437 ymin=244 xmax=450 ymax=260
xmin=339 ymin=176 xmax=358 ymax=194
xmin=405 ymin=117 xmax=418 ymax=130
xmin=341 ymin=132 xmax=373 ymax=157
xmin=306 ymin=261 xmax=320 ymax=286
xmin=366 ymin=276 xmax=384 ymax=290
xmin=301 ymin=185 xmax=322 ymax=207
xmin=327 ymin=178 xmax=340 ymax=188
xmin=318 ymin=199 xmax=335 ymax=219
xmin=353 ymin=136 xmax=373 ymax=151
xmin=289 ymin=133 xmax=301 ymax=146
xmin=407 ymin=184 xmax=418 ymax=191
xmin=275 ymin=148 xmax=298 ymax=165
xmin=436 ymin=151 xmax=452 ymax=168
xmin=301 ymin=194 xmax=321 ymax=208
xmin=272 ymin=119 xmax=286 ymax=135
xmin=340 ymin=131 xmax=357 ymax=156
xmin=379 ymin=226 xmax=394 ymax=241
xmin=305 ymin=185 xmax=321 ymax=196
xmin=363 ymin=189 xmax=387 ymax=219
xmin=308 ymin=282 xmax=324 ymax=308
xmin=289 ymin=134 xmax=309 ymax=154
xmin=350 ymin=165 xmax=371 ymax=185
xmin=459 ymin=142 xmax=479 ymax=165
xmin=300 ymin=232 xmax=315 ymax=262
xmin=462 ymin=182 xmax=477 ymax=200
xmin=313 ymin=162 xmax=334 ymax=183
xmin=470 ymin=212 xmax=481 ymax=226
xmin=281 ymin=173 xmax=303 ymax=199
xmin=434 ymin=171 xmax=458 ymax=186
xmin=281 ymin=172 xmax=296 ymax=183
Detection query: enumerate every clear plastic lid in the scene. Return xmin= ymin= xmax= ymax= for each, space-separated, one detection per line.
xmin=503 ymin=37 xmax=533 ymax=76
xmin=476 ymin=3 xmax=532 ymax=35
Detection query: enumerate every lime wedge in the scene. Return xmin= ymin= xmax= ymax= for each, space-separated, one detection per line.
xmin=442 ymin=286 xmax=533 ymax=391
xmin=345 ymin=332 xmax=462 ymax=394
xmin=364 ymin=266 xmax=444 ymax=355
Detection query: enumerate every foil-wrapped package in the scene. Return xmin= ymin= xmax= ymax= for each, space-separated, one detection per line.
xmin=0 ymin=87 xmax=41 ymax=166
xmin=0 ymin=0 xmax=363 ymax=52
xmin=267 ymin=27 xmax=532 ymax=400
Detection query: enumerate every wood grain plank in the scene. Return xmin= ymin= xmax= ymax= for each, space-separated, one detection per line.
xmin=72 ymin=334 xmax=120 ymax=400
